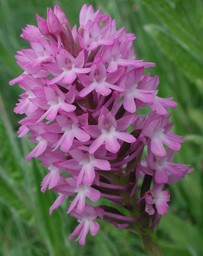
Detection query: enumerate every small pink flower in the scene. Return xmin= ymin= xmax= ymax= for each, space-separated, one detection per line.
xmin=88 ymin=108 xmax=136 ymax=153
xmin=101 ymin=40 xmax=155 ymax=72
xmin=151 ymin=96 xmax=177 ymax=115
xmin=41 ymin=165 xmax=61 ymax=192
xmin=119 ymin=68 xmax=156 ymax=113
xmin=51 ymin=178 xmax=100 ymax=214
xmin=145 ymin=186 xmax=170 ymax=215
xmin=47 ymin=8 xmax=62 ymax=34
xmin=79 ymin=20 xmax=114 ymax=50
xmin=142 ymin=114 xmax=184 ymax=156
xmin=79 ymin=60 xmax=124 ymax=97
xmin=139 ymin=150 xmax=192 ymax=184
xmin=36 ymin=85 xmax=76 ymax=122
xmin=69 ymin=206 xmax=103 ymax=246
xmin=51 ymin=114 xmax=90 ymax=152
xmin=79 ymin=4 xmax=99 ymax=28
xmin=68 ymin=148 xmax=111 ymax=186
xmin=26 ymin=136 xmax=48 ymax=161
xmin=46 ymin=49 xmax=91 ymax=85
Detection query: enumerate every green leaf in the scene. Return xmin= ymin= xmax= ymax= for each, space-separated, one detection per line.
xmin=160 ymin=212 xmax=203 ymax=254
xmin=0 ymin=169 xmax=32 ymax=223
xmin=0 ymin=94 xmax=26 ymax=182
xmin=31 ymin=159 xmax=75 ymax=256
xmin=142 ymin=0 xmax=203 ymax=59
xmin=180 ymin=172 xmax=203 ymax=223
xmin=185 ymin=134 xmax=203 ymax=145
xmin=92 ymin=233 xmax=117 ymax=256
xmin=188 ymin=109 xmax=203 ymax=132
xmin=144 ymin=24 xmax=203 ymax=90
xmin=160 ymin=243 xmax=193 ymax=256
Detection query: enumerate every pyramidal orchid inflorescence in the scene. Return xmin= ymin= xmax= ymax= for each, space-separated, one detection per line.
xmin=10 ymin=4 xmax=192 ymax=245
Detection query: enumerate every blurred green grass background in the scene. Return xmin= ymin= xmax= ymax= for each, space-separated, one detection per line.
xmin=0 ymin=0 xmax=203 ymax=255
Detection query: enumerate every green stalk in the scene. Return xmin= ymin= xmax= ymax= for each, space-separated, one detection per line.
xmin=141 ymin=232 xmax=163 ymax=256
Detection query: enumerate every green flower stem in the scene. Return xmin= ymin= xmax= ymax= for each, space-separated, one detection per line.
xmin=141 ymin=232 xmax=163 ymax=256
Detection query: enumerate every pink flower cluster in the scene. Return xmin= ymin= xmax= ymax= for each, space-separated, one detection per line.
xmin=10 ymin=4 xmax=192 ymax=245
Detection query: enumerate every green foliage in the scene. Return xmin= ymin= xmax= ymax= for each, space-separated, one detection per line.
xmin=0 ymin=0 xmax=202 ymax=255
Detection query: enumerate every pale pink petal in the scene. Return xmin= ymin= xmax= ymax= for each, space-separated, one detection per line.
xmin=75 ymin=67 xmax=91 ymax=74
xmin=44 ymin=106 xmax=59 ymax=121
xmin=151 ymin=99 xmax=168 ymax=115
xmin=77 ymin=168 xmax=85 ymax=186
xmin=89 ymin=136 xmax=104 ymax=154
xmin=78 ymin=225 xmax=89 ymax=246
xmin=68 ymin=194 xmax=80 ymax=213
xmin=89 ymin=221 xmax=100 ymax=236
xmin=60 ymin=133 xmax=74 ymax=152
xmin=82 ymin=166 xmax=95 ymax=185
xmin=108 ymin=83 xmax=124 ymax=92
xmin=78 ymin=74 xmax=92 ymax=86
xmin=94 ymin=159 xmax=111 ymax=170
xmin=74 ymin=128 xmax=90 ymax=142
xmin=69 ymin=223 xmax=83 ymax=240
xmin=134 ymin=90 xmax=154 ymax=103
xmin=62 ymin=72 xmax=77 ymax=84
xmin=77 ymin=194 xmax=86 ymax=212
xmin=61 ymin=103 xmax=76 ymax=113
xmin=145 ymin=204 xmax=155 ymax=215
xmin=151 ymin=139 xmax=166 ymax=157
xmin=105 ymin=137 xmax=120 ymax=153
xmin=54 ymin=5 xmax=70 ymax=27
xmin=48 ymin=170 xmax=60 ymax=189
xmin=117 ymin=115 xmax=135 ymax=131
xmin=123 ymin=95 xmax=136 ymax=113
xmin=47 ymin=8 xmax=61 ymax=34
xmin=156 ymin=201 xmax=169 ymax=215
xmin=158 ymin=97 xmax=177 ymax=109
xmin=26 ymin=139 xmax=48 ymax=161
xmin=41 ymin=173 xmax=51 ymax=192
xmin=49 ymin=194 xmax=66 ymax=215
xmin=87 ymin=188 xmax=100 ymax=202
xmin=155 ymin=190 xmax=170 ymax=215
xmin=162 ymin=137 xmax=181 ymax=152
xmin=48 ymin=72 xmax=65 ymax=85
xmin=116 ymin=131 xmax=136 ymax=143
xmin=79 ymin=83 xmax=96 ymax=97
xmin=155 ymin=168 xmax=168 ymax=184
xmin=95 ymin=85 xmax=111 ymax=96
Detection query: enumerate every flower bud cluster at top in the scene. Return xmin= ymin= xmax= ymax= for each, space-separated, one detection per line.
xmin=10 ymin=4 xmax=192 ymax=245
